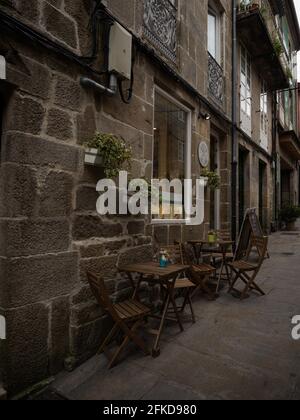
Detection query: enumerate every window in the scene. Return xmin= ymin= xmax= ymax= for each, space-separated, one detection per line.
xmin=208 ymin=11 xmax=217 ymax=59
xmin=240 ymin=45 xmax=252 ymax=136
xmin=0 ymin=93 xmax=5 ymax=161
xmin=208 ymin=4 xmax=221 ymax=63
xmin=260 ymin=80 xmax=268 ymax=151
xmin=153 ymin=88 xmax=191 ymax=222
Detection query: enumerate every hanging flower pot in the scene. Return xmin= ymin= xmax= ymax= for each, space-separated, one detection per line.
xmin=84 ymin=133 xmax=132 ymax=178
xmin=208 ymin=231 xmax=218 ymax=244
xmin=200 ymin=176 xmax=209 ymax=188
xmin=84 ymin=147 xmax=103 ymax=167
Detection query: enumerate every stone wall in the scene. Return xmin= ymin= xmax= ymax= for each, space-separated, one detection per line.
xmin=0 ymin=0 xmax=233 ymax=395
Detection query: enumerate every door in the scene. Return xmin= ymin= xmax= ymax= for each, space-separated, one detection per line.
xmin=259 ymin=161 xmax=266 ymax=227
xmin=239 ymin=148 xmax=247 ymax=230
xmin=281 ymin=170 xmax=291 ymax=207
xmin=210 ymin=135 xmax=220 ymax=230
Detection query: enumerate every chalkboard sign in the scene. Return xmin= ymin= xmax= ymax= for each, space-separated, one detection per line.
xmin=235 ymin=208 xmax=264 ymax=260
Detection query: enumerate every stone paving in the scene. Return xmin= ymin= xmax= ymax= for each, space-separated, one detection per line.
xmin=50 ymin=228 xmax=300 ymax=400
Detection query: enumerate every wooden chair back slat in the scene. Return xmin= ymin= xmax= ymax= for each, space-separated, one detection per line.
xmin=163 ymin=245 xmax=184 ymax=265
xmin=246 ymin=236 xmax=269 ymax=266
xmin=87 ymin=271 xmax=119 ymax=320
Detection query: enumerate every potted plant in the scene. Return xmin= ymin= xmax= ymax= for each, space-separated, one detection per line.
xmin=238 ymin=0 xmax=248 ymax=13
xmin=279 ymin=205 xmax=300 ymax=231
xmin=248 ymin=2 xmax=259 ymax=13
xmin=84 ymin=132 xmax=132 ymax=178
xmin=208 ymin=230 xmax=218 ymax=244
xmin=273 ymin=37 xmax=284 ymax=57
xmin=201 ymin=168 xmax=221 ymax=190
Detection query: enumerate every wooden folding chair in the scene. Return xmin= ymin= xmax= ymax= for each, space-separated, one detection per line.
xmin=228 ymin=236 xmax=269 ymax=300
xmin=211 ymin=230 xmax=234 ymax=263
xmin=179 ymin=242 xmax=217 ymax=300
xmin=87 ymin=271 xmax=151 ymax=369
xmin=162 ymin=245 xmax=196 ymax=323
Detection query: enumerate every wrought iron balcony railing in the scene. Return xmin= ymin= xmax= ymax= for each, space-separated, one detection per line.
xmin=238 ymin=0 xmax=292 ymax=81
xmin=143 ymin=0 xmax=177 ymax=62
xmin=208 ymin=53 xmax=224 ymax=104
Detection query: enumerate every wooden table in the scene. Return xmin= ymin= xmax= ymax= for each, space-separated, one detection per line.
xmin=188 ymin=240 xmax=234 ymax=293
xmin=201 ymin=240 xmax=234 ymax=293
xmin=119 ymin=262 xmax=190 ymax=357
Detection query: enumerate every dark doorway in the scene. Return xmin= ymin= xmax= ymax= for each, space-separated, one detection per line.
xmin=281 ymin=170 xmax=292 ymax=207
xmin=210 ymin=135 xmax=219 ymax=230
xmin=0 ymin=95 xmax=3 ymax=158
xmin=259 ymin=160 xmax=267 ymax=227
xmin=239 ymin=148 xmax=248 ymax=230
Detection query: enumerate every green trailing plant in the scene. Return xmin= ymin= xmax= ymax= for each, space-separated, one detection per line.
xmin=273 ymin=36 xmax=284 ymax=57
xmin=279 ymin=205 xmax=300 ymax=224
xmin=201 ymin=168 xmax=221 ymax=190
xmin=85 ymin=132 xmax=132 ymax=178
xmin=286 ymin=66 xmax=293 ymax=81
xmin=239 ymin=0 xmax=248 ymax=12
xmin=260 ymin=6 xmax=268 ymax=18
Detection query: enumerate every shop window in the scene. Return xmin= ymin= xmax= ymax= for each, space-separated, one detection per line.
xmin=153 ymin=88 xmax=192 ymax=222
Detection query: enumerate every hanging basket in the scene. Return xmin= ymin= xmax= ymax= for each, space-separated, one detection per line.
xmin=84 ymin=148 xmax=103 ymax=167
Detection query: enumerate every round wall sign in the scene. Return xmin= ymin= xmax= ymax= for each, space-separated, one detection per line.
xmin=198 ymin=141 xmax=209 ymax=168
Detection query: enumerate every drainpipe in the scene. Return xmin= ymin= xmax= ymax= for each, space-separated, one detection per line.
xmin=272 ymin=91 xmax=279 ymax=229
xmin=80 ymin=73 xmax=118 ymax=96
xmin=231 ymin=0 xmax=238 ymax=242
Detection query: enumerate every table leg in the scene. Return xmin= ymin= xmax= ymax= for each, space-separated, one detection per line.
xmin=216 ymin=255 xmax=225 ymax=294
xmin=152 ymin=293 xmax=170 ymax=358
xmin=169 ymin=284 xmax=184 ymax=332
xmin=128 ymin=272 xmax=143 ymax=300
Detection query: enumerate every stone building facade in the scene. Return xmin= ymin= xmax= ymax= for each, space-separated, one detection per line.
xmin=0 ymin=0 xmax=234 ymax=396
xmin=0 ymin=0 xmax=299 ymax=398
xmin=236 ymin=0 xmax=300 ymax=230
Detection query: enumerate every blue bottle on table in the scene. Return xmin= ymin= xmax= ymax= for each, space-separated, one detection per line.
xmin=159 ymin=252 xmax=168 ymax=268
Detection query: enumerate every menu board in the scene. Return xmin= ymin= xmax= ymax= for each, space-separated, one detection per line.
xmin=235 ymin=208 xmax=264 ymax=260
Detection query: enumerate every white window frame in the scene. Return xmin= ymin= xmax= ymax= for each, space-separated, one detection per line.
xmin=208 ymin=5 xmax=221 ymax=64
xmin=260 ymin=79 xmax=268 ymax=151
xmin=240 ymin=45 xmax=252 ymax=137
xmin=152 ymin=86 xmax=192 ymax=225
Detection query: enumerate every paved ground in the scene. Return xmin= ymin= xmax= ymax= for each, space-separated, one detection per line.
xmin=51 ymin=228 xmax=300 ymax=400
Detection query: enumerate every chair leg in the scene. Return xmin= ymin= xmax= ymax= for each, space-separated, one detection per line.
xmin=188 ymin=293 xmax=196 ymax=324
xmin=170 ymin=292 xmax=184 ymax=332
xmin=240 ymin=271 xmax=257 ymax=300
xmin=108 ymin=333 xmax=130 ymax=369
xmin=251 ymin=281 xmax=265 ymax=296
xmin=191 ymin=284 xmax=201 ymax=299
xmin=98 ymin=323 xmax=119 ymax=355
xmin=181 ymin=289 xmax=195 ymax=323
xmin=228 ymin=270 xmax=240 ymax=293
xmin=181 ymin=289 xmax=190 ymax=313
xmin=108 ymin=320 xmax=149 ymax=369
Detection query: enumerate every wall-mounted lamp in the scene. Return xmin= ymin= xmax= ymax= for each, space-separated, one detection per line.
xmin=198 ymin=111 xmax=211 ymax=121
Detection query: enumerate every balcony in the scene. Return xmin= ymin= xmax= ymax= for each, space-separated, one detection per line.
xmin=279 ymin=129 xmax=300 ymax=161
xmin=143 ymin=0 xmax=177 ymax=62
xmin=208 ymin=53 xmax=224 ymax=104
xmin=237 ymin=0 xmax=289 ymax=90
